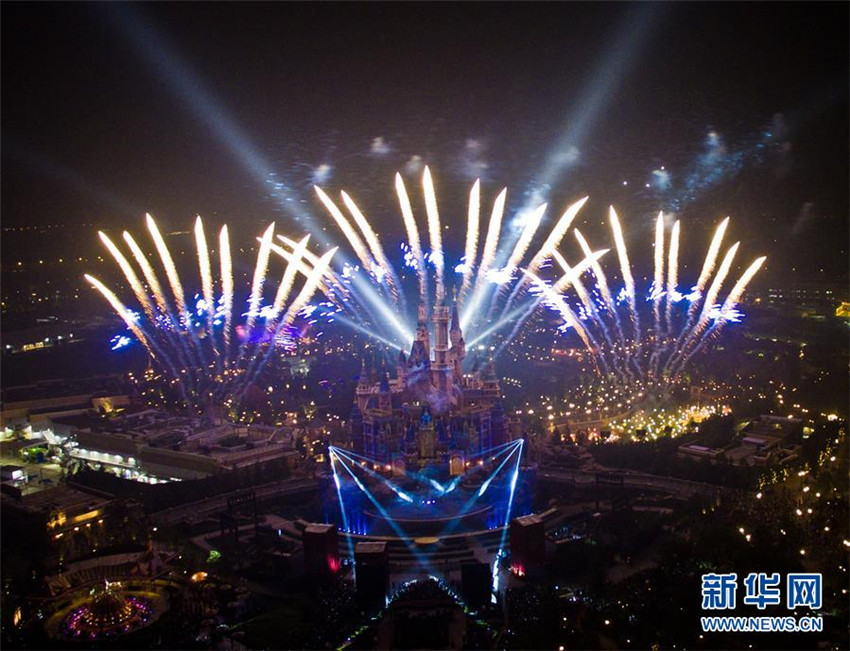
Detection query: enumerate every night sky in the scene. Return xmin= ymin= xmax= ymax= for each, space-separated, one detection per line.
xmin=2 ymin=2 xmax=848 ymax=281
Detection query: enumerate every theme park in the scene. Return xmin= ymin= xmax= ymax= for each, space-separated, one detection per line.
xmin=2 ymin=2 xmax=848 ymax=650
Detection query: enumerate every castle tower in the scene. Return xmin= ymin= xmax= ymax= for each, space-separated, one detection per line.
xmin=396 ymin=350 xmax=407 ymax=388
xmin=432 ymin=288 xmax=452 ymax=393
xmin=350 ymin=402 xmax=364 ymax=451
xmin=417 ymin=405 xmax=436 ymax=460
xmin=378 ymin=370 xmax=391 ymax=411
xmin=490 ymin=399 xmax=506 ymax=448
xmin=356 ymin=358 xmax=371 ymax=411
xmin=449 ymin=292 xmax=466 ymax=381
xmin=416 ymin=302 xmax=430 ymax=360
xmin=480 ymin=355 xmax=501 ymax=399
xmin=369 ymin=353 xmax=380 ymax=386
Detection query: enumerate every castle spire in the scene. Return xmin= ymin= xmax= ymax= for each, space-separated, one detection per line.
xmin=449 ymin=287 xmax=466 ymax=381
xmin=450 ymin=290 xmax=461 ymax=333
xmin=416 ymin=300 xmax=430 ymax=359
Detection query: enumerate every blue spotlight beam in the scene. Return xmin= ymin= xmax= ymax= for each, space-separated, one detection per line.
xmin=330 ymin=449 xmax=437 ymax=574
xmin=331 ymin=447 xmax=414 ymax=502
xmin=494 ymin=440 xmax=524 ymax=591
xmin=467 ymin=439 xmax=524 ymax=460
xmin=437 ymin=440 xmax=523 ymax=538
xmin=109 ymin=4 xmax=418 ymax=350
xmin=330 ymin=452 xmax=357 ymax=574
xmin=514 ymin=4 xmax=665 ymax=219
xmin=106 ymin=3 xmax=329 ymax=239
xmin=478 ymin=440 xmax=524 ymax=497
xmin=337 ymin=438 xmax=518 ymax=467
xmin=333 ymin=440 xmax=520 ymax=502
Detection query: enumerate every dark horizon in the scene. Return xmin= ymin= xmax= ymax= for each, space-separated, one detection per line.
xmin=2 ymin=2 xmax=848 ymax=284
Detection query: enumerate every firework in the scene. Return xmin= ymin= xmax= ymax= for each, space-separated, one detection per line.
xmin=422 ymin=166 xmax=445 ymax=298
xmin=459 ymin=179 xmax=481 ymax=299
xmin=313 ymin=167 xmax=602 ymax=352
xmin=86 ymin=214 xmax=335 ymax=414
xmin=540 ymin=210 xmax=764 ymax=389
xmin=396 ymin=172 xmax=427 ymax=299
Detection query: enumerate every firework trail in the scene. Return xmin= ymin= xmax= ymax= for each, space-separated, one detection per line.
xmin=552 ymin=251 xmax=597 ymax=319
xmin=652 ymin=213 xmax=665 ymax=328
xmin=194 ymin=217 xmax=218 ymax=366
xmin=340 ymin=190 xmax=406 ymax=312
xmin=523 ymin=269 xmax=607 ymax=375
xmin=555 ymin=243 xmax=623 ymax=377
xmin=672 ymin=240 xmax=740 ymax=370
xmin=84 ymin=273 xmax=189 ymax=403
xmin=219 ymin=225 xmax=234 ymax=358
xmin=271 ymin=235 xmax=311 ymax=320
xmin=573 ymin=229 xmax=623 ymax=340
xmin=271 ymin=234 xmax=374 ymax=334
xmin=85 ymin=274 xmax=154 ymax=357
xmin=244 ymin=223 xmax=276 ymax=333
xmin=146 ymin=213 xmax=188 ymax=320
xmin=282 ymin=248 xmax=338 ymax=326
xmin=238 ymin=247 xmax=338 ymax=395
xmin=145 ymin=213 xmax=209 ymax=369
xmin=498 ymin=196 xmax=589 ymax=324
xmin=484 ymin=202 xmax=547 ymax=321
xmin=232 ymin=222 xmax=277 ymax=372
xmin=527 ymin=197 xmax=590 ymax=274
xmin=274 ymin=234 xmax=413 ymax=346
xmin=476 ymin=189 xmax=508 ymax=289
xmin=461 ymin=187 xmax=507 ymax=330
xmin=122 ymin=229 xmax=199 ymax=375
xmin=661 ymin=216 xmax=730 ymax=377
xmin=315 ymin=186 xmax=376 ymax=275
xmin=504 ymin=203 xmax=547 ymax=275
xmin=647 ymin=213 xmax=666 ymax=376
xmin=123 ymin=232 xmax=169 ymax=317
xmin=676 ymin=255 xmax=766 ymax=369
xmin=422 ymin=166 xmax=445 ymax=298
xmin=494 ymin=248 xmax=608 ymax=359
xmin=274 ymin=236 xmax=344 ymax=298
xmin=395 ymin=173 xmax=428 ymax=301
xmin=98 ymin=231 xmax=158 ymax=324
xmin=664 ymin=219 xmax=681 ymax=336
xmin=609 ymin=206 xmax=640 ymax=343
xmin=718 ymin=255 xmax=767 ymax=315
xmin=459 ymin=179 xmax=481 ymax=300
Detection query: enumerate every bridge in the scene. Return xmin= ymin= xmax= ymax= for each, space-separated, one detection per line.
xmin=538 ymin=466 xmax=728 ymax=499
xmin=151 ymin=478 xmax=318 ymax=526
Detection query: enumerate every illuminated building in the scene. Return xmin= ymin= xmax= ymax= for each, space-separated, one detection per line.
xmin=302 ymin=522 xmax=340 ymax=577
xmin=0 ymin=484 xmax=115 ymax=567
xmin=509 ymin=513 xmax=546 ymax=575
xmin=46 ymin=410 xmax=299 ymax=483
xmin=758 ymin=283 xmax=848 ymax=319
xmin=354 ymin=541 xmax=389 ymax=611
xmin=351 ymin=293 xmax=507 ymax=468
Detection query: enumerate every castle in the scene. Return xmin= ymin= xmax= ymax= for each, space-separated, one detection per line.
xmin=350 ymin=291 xmax=508 ymax=472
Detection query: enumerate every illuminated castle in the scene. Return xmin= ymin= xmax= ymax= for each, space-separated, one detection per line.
xmin=350 ymin=291 xmax=507 ymax=468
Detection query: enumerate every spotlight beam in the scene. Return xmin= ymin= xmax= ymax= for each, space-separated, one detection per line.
xmin=330 ymin=448 xmax=436 ymax=574
xmin=438 ymin=440 xmax=523 ymax=538
xmin=329 ymin=451 xmax=357 ymax=570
